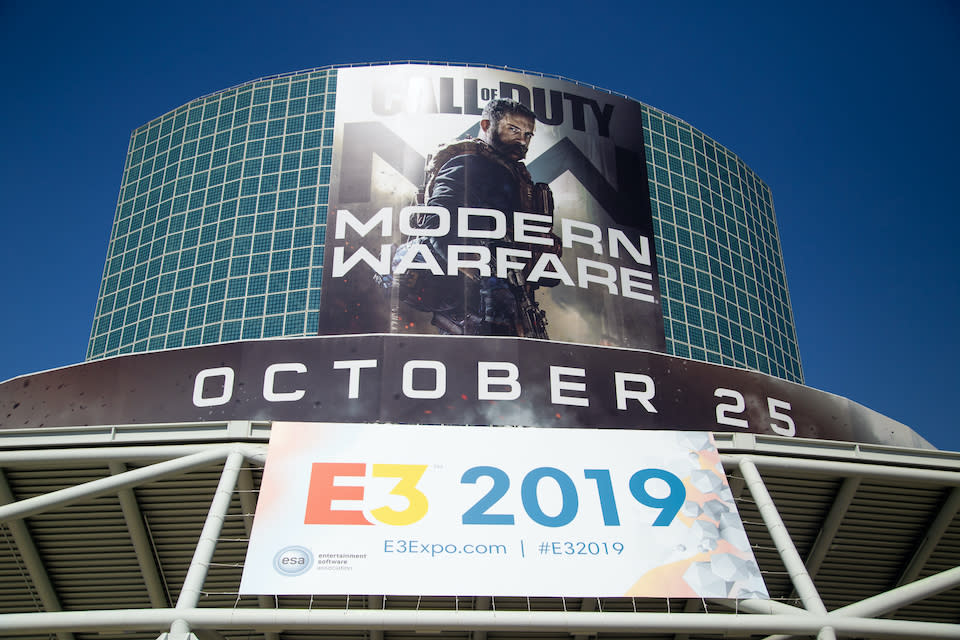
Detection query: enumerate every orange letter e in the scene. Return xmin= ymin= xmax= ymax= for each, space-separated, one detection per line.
xmin=304 ymin=462 xmax=372 ymax=525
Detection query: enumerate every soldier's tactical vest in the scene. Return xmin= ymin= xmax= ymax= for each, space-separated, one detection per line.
xmin=390 ymin=139 xmax=559 ymax=324
xmin=418 ymin=139 xmax=554 ymax=226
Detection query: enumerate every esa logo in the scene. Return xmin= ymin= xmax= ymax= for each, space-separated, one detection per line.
xmin=304 ymin=463 xmax=428 ymax=526
xmin=273 ymin=546 xmax=313 ymax=576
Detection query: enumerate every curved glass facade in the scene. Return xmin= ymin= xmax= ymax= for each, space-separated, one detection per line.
xmin=642 ymin=105 xmax=802 ymax=381
xmin=86 ymin=63 xmax=802 ymax=383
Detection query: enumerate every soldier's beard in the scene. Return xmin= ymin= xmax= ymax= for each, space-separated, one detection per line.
xmin=489 ymin=128 xmax=528 ymax=161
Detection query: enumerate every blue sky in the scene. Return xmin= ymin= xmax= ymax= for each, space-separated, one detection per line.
xmin=1 ymin=1 xmax=958 ymax=450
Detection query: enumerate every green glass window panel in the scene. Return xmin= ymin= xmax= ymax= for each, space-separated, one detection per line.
xmin=285 ymin=313 xmax=305 ymax=334
xmin=120 ymin=326 xmax=137 ymax=348
xmin=262 ymin=155 xmax=280 ymax=174
xmin=224 ymin=299 xmax=243 ymax=320
xmin=286 ymin=116 xmax=304 ymax=133
xmin=248 ymin=274 xmax=267 ymax=294
xmin=290 ymin=269 xmax=308 ymax=290
xmin=245 ymin=296 xmax=265 ymax=316
xmin=307 ymin=95 xmax=325 ymax=112
xmin=169 ymin=310 xmax=187 ymax=331
xmin=201 ymin=324 xmax=220 ymax=344
xmin=266 ymin=294 xmax=285 ymax=314
xmin=268 ymin=272 xmax=288 ymax=292
xmin=267 ymin=120 xmax=285 ymax=137
xmin=305 ymin=113 xmax=323 ymax=131
xmin=260 ymin=174 xmax=279 ymax=192
xmin=249 ymin=122 xmax=266 ymax=139
xmin=237 ymin=215 xmax=255 ymax=236
xmin=270 ymin=250 xmax=291 ymax=271
xmin=270 ymin=84 xmax=288 ymax=102
xmin=157 ymin=274 xmax=174 ymax=295
xmin=209 ymin=278 xmax=227 ymax=299
xmin=293 ymin=229 xmax=311 ymax=249
xmin=278 ymin=171 xmax=296 ymax=190
xmin=250 ymin=254 xmax=269 ymax=274
xmin=257 ymin=194 xmax=276 ymax=212
xmin=689 ymin=327 xmax=704 ymax=348
xmin=194 ymin=264 xmax=211 ymax=283
xmin=246 ymin=140 xmax=265 ymax=158
xmin=288 ymin=290 xmax=307 ymax=311
xmin=187 ymin=307 xmax=204 ymax=328
xmin=209 ymin=167 xmax=225 ymax=186
xmin=265 ymin=138 xmax=282 ymax=155
xmin=275 ymin=191 xmax=293 ymax=210
xmin=125 ymin=303 xmax=141 ymax=324
xmin=222 ymin=321 xmax=241 ymax=341
xmin=273 ymin=230 xmax=292 ymax=250
xmin=206 ymin=302 xmax=223 ymax=323
xmin=263 ymin=315 xmax=283 ymax=337
xmin=217 ymin=220 xmax=235 ymax=240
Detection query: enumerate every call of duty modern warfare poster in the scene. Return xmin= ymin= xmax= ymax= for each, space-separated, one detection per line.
xmin=318 ymin=64 xmax=665 ymax=352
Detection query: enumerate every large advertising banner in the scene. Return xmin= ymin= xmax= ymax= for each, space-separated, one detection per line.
xmin=239 ymin=422 xmax=767 ymax=598
xmin=317 ymin=64 xmax=665 ymax=351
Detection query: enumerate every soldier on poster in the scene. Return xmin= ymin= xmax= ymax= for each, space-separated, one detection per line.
xmin=318 ymin=65 xmax=666 ymax=352
xmin=392 ymin=98 xmax=560 ymax=338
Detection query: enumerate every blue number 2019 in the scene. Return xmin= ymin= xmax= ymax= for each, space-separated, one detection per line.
xmin=460 ymin=466 xmax=685 ymax=527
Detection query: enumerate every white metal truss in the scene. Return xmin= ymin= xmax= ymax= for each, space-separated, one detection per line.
xmin=0 ymin=423 xmax=958 ymax=639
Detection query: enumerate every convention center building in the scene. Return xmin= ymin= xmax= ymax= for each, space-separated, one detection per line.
xmin=0 ymin=62 xmax=957 ymax=640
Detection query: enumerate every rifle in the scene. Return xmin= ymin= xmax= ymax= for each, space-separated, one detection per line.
xmin=507 ymin=269 xmax=549 ymax=339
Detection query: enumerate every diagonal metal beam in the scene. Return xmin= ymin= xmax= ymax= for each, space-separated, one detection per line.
xmin=174 ymin=451 xmax=245 ymax=610
xmin=0 ymin=469 xmax=74 ymax=640
xmin=110 ymin=462 xmax=169 ymax=608
xmin=831 ymin=564 xmax=960 ymax=619
xmin=0 ymin=448 xmax=230 ymax=523
xmin=788 ymin=476 xmax=860 ymax=600
xmin=739 ymin=458 xmax=836 ymax=640
xmin=897 ymin=486 xmax=960 ymax=586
